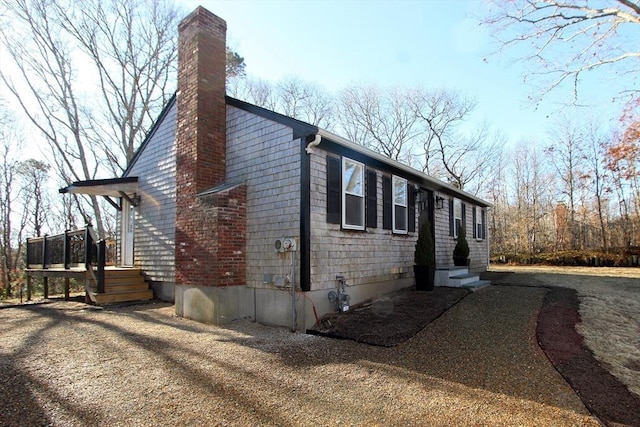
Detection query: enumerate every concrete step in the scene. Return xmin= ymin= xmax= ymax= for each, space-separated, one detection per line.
xmin=435 ymin=266 xmax=469 ymax=287
xmin=436 ymin=266 xmax=469 ymax=276
xmin=461 ymin=280 xmax=491 ymax=291
xmin=449 ymin=273 xmax=480 ymax=287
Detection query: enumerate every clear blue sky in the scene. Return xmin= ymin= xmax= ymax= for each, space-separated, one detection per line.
xmin=182 ymin=0 xmax=630 ymax=145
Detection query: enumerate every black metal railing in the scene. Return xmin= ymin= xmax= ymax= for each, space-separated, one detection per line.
xmin=26 ymin=227 xmax=107 ymax=293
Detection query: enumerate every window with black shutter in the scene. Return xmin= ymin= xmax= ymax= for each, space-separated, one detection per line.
xmin=392 ymin=175 xmax=408 ymax=234
xmin=342 ymin=157 xmax=365 ymax=230
xmin=450 ymin=198 xmax=464 ymax=238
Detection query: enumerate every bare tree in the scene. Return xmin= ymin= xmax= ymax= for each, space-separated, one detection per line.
xmin=0 ymin=119 xmax=27 ymax=297
xmin=230 ymin=76 xmax=334 ymax=129
xmin=336 ymin=84 xmax=423 ymax=162
xmin=546 ymin=116 xmax=587 ymax=249
xmin=18 ymin=159 xmax=51 ymax=238
xmin=512 ymin=141 xmax=555 ymax=254
xmin=582 ymin=122 xmax=611 ymax=250
xmin=0 ymin=0 xmax=182 ymax=237
xmin=484 ymin=0 xmax=640 ymax=104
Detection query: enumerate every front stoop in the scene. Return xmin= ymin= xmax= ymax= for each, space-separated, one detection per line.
xmin=435 ymin=266 xmax=490 ymax=291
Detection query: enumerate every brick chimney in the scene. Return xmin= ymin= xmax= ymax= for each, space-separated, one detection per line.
xmin=176 ymin=7 xmax=226 ymax=193
xmin=175 ymin=8 xmax=246 ymax=289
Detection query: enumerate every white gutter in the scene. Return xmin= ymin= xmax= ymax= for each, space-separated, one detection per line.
xmin=304 ymin=133 xmax=321 ymax=154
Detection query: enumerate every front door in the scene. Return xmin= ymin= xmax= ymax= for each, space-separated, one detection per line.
xmin=121 ymin=199 xmax=135 ymax=267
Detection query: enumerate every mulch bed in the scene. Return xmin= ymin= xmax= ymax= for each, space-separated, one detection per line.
xmin=309 ymin=284 xmax=640 ymax=426
xmin=307 ymin=286 xmax=470 ymax=346
xmin=537 ymin=287 xmax=640 ymax=426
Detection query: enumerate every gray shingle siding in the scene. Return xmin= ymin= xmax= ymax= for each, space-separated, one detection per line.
xmin=125 ymin=102 xmax=177 ymax=282
xmin=309 ymin=152 xmax=416 ymax=290
xmin=226 ymin=105 xmax=301 ymax=288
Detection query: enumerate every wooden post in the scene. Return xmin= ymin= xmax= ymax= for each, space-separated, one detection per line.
xmin=64 ymin=230 xmax=70 ymax=269
xmin=26 ymin=237 xmax=31 ymax=266
xmin=97 ymin=240 xmax=105 ymax=294
xmin=42 ymin=235 xmax=48 ymax=269
xmin=64 ymin=277 xmax=70 ymax=300
xmin=26 ymin=275 xmax=32 ymax=301
xmin=43 ymin=276 xmax=49 ymax=299
xmin=84 ymin=227 xmax=92 ymax=270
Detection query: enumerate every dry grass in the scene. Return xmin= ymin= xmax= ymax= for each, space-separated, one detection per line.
xmin=489 ymin=264 xmax=640 ymax=398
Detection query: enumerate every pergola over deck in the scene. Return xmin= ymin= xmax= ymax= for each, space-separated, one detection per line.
xmin=58 ymin=176 xmax=139 ymax=211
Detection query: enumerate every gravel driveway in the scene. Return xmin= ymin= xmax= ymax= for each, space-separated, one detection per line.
xmin=1 ymin=266 xmax=638 ymax=426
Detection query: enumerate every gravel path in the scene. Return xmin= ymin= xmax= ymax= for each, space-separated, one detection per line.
xmin=0 ymin=285 xmax=599 ymax=426
xmin=489 ymin=264 xmax=640 ymax=399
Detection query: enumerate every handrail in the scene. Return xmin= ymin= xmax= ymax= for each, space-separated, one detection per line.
xmin=25 ymin=225 xmax=107 ymax=293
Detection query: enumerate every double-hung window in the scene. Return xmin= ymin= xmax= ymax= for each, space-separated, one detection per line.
xmin=453 ymin=198 xmax=463 ymax=238
xmin=392 ymin=175 xmax=408 ymax=234
xmin=342 ymin=157 xmax=365 ymax=230
xmin=473 ymin=206 xmax=486 ymax=240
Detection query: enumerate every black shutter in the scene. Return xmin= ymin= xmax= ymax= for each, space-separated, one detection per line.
xmin=481 ymin=209 xmax=486 ymax=240
xmin=472 ymin=206 xmax=477 ymax=239
xmin=461 ymin=203 xmax=466 ymax=235
xmin=382 ymin=176 xmax=392 ymax=230
xmin=326 ymin=156 xmax=341 ymax=224
xmin=408 ymin=185 xmax=415 ymax=232
xmin=449 ymin=198 xmax=454 ymax=236
xmin=366 ymin=170 xmax=377 ymax=228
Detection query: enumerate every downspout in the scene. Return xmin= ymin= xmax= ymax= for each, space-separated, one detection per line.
xmin=297 ymin=133 xmax=319 ymax=331
xmin=305 ymin=134 xmax=321 ymax=154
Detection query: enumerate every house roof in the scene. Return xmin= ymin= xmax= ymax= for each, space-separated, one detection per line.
xmin=225 ymin=96 xmax=491 ymax=208
xmin=117 ymin=93 xmax=490 ymax=208
xmin=123 ymin=94 xmax=177 ymax=177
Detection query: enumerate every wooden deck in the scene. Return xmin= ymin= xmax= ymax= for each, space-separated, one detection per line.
xmin=25 ymin=267 xmax=153 ymax=305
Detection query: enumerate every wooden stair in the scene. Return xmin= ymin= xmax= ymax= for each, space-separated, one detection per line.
xmin=86 ymin=268 xmax=153 ymax=305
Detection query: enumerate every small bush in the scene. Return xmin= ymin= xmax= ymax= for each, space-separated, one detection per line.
xmin=491 ymin=250 xmax=638 ymax=267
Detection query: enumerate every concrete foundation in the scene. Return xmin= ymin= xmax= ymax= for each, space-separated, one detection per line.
xmin=171 ymin=277 xmax=415 ymax=331
xmin=150 ymin=281 xmax=175 ymax=303
xmin=175 ymin=284 xmax=254 ymax=325
xmin=302 ymin=278 xmax=414 ymax=331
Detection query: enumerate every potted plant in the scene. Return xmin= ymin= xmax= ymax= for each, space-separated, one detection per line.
xmin=453 ymin=227 xmax=470 ymax=266
xmin=414 ymin=219 xmax=436 ymax=291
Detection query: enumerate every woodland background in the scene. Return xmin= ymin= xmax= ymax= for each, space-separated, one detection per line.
xmin=0 ymin=0 xmax=638 ymax=297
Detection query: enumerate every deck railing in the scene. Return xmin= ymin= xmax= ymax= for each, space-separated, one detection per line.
xmin=26 ymin=227 xmax=107 ymax=294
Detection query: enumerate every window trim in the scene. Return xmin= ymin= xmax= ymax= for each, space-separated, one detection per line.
xmin=475 ymin=207 xmax=484 ymax=241
xmin=392 ymin=175 xmax=408 ymax=234
xmin=453 ymin=198 xmax=462 ymax=238
xmin=341 ymin=157 xmax=365 ymax=230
